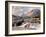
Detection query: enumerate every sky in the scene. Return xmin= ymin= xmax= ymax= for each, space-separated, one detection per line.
xmin=12 ymin=6 xmax=40 ymax=17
